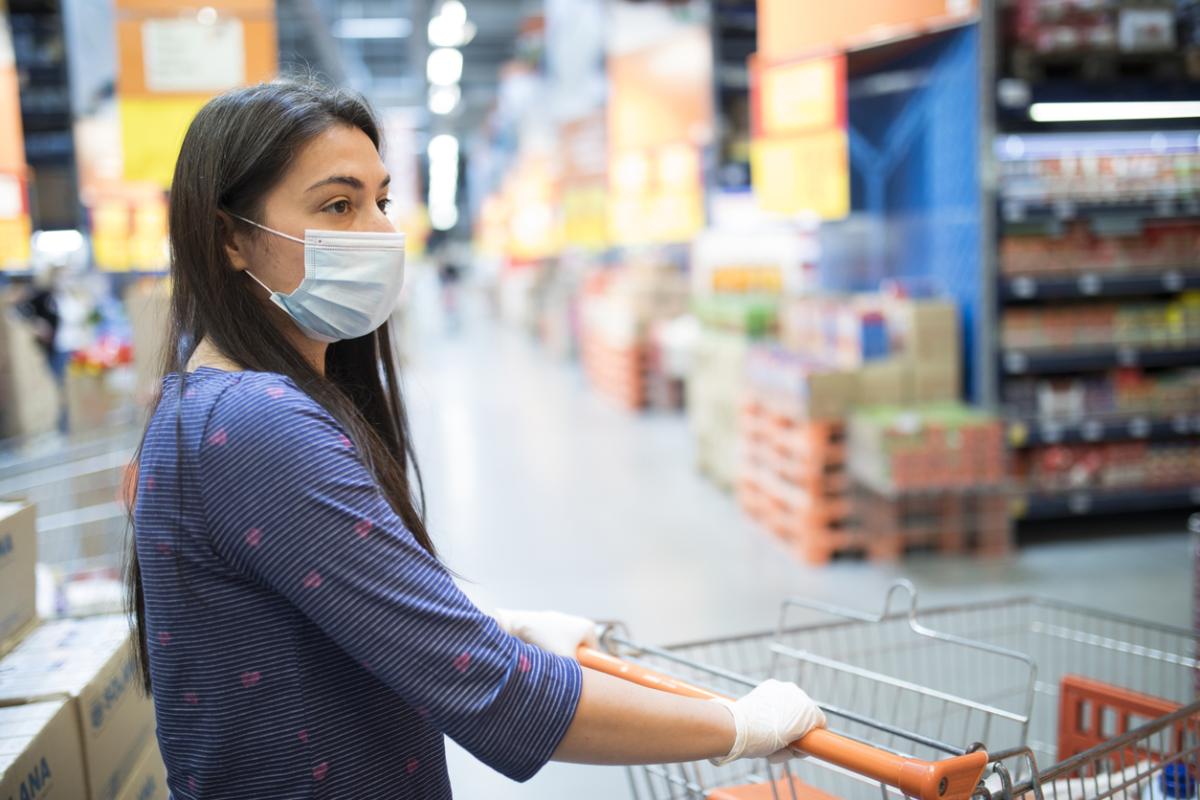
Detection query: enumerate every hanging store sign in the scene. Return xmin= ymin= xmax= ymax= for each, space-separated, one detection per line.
xmin=749 ymin=53 xmax=849 ymax=220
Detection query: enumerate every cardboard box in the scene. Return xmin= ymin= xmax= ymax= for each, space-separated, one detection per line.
xmin=855 ymin=360 xmax=910 ymax=407
xmin=123 ymin=280 xmax=170 ymax=405
xmin=0 ymin=700 xmax=89 ymax=800
xmin=65 ymin=369 xmax=131 ymax=435
xmin=114 ymin=743 xmax=167 ymax=800
xmin=0 ymin=500 xmax=37 ymax=657
xmin=888 ymin=299 xmax=960 ymax=361
xmin=909 ymin=360 xmax=962 ymax=404
xmin=0 ymin=616 xmax=156 ymax=800
xmin=0 ymin=312 xmax=60 ymax=439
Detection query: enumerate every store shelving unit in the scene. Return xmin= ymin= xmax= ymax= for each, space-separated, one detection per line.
xmin=984 ymin=1 xmax=1200 ymax=520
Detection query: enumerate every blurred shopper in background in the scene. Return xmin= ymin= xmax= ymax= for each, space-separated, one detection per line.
xmin=125 ymin=79 xmax=825 ymax=798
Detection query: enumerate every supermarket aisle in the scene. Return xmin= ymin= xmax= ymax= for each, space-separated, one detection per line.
xmin=402 ymin=314 xmax=1191 ymax=799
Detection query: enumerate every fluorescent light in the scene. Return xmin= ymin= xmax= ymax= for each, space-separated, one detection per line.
xmin=430 ymin=205 xmax=459 ymax=231
xmin=428 ymin=85 xmax=460 ymax=115
xmin=196 ymin=6 xmax=218 ymax=25
xmin=427 ymin=134 xmax=459 ymax=162
xmin=428 ymin=15 xmax=476 ymax=47
xmin=440 ymin=1 xmax=467 ymax=27
xmin=1030 ymin=101 xmax=1200 ymax=123
xmin=332 ymin=18 xmax=413 ymax=39
xmin=426 ymin=48 xmax=463 ymax=86
xmin=32 ymin=229 xmax=84 ymax=256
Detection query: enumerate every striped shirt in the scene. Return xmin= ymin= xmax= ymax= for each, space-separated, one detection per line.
xmin=135 ymin=367 xmax=582 ymax=798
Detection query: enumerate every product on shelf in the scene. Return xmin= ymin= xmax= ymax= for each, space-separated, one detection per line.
xmin=689 ymin=328 xmax=751 ymax=489
xmin=999 ymin=149 xmax=1200 ymax=205
xmin=1016 ymin=439 xmax=1200 ymax=491
xmin=1000 ymin=221 xmax=1200 ymax=276
xmin=1003 ymin=368 xmax=1200 ymax=420
xmin=1001 ymin=294 xmax=1200 ymax=350
xmin=848 ymin=404 xmax=1008 ymax=496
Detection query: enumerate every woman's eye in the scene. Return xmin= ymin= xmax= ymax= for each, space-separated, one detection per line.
xmin=324 ymin=200 xmax=351 ymax=214
xmin=377 ymin=197 xmax=392 ymax=213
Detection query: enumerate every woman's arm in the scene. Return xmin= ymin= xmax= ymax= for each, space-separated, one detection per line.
xmin=553 ymin=667 xmax=735 ymax=765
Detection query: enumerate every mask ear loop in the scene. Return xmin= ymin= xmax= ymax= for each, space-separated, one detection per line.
xmin=225 ymin=211 xmax=304 ymax=295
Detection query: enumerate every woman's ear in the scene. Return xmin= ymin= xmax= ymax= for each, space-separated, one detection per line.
xmin=216 ymin=210 xmax=251 ymax=271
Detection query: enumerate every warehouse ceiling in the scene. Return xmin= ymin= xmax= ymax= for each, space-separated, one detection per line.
xmin=276 ymin=0 xmax=532 ymax=134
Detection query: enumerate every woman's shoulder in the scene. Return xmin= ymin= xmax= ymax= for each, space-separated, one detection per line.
xmin=158 ymin=368 xmax=334 ymax=440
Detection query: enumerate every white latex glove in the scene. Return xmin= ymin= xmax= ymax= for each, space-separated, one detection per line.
xmin=493 ymin=609 xmax=599 ymax=659
xmin=709 ymin=679 xmax=827 ymax=766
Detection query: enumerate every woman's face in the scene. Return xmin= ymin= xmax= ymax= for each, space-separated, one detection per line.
xmin=227 ymin=123 xmax=393 ymax=295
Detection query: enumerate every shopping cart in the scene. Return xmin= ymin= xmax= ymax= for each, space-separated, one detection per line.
xmin=579 ymin=581 xmax=1199 ymax=800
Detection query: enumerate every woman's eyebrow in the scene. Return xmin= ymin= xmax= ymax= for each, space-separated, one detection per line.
xmin=306 ymin=174 xmax=392 ymax=192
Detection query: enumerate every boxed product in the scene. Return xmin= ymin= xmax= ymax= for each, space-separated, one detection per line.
xmin=114 ymin=743 xmax=167 ymax=800
xmin=0 ymin=700 xmax=88 ymax=800
xmin=0 ymin=500 xmax=37 ymax=656
xmin=746 ymin=345 xmax=859 ymax=421
xmin=856 ymin=360 xmax=910 ymax=407
xmin=908 ymin=360 xmax=962 ymax=405
xmin=848 ymin=404 xmax=1006 ymax=495
xmin=0 ymin=310 xmax=60 ymax=439
xmin=0 ymin=615 xmax=157 ymax=800
xmin=885 ymin=298 xmax=959 ymax=363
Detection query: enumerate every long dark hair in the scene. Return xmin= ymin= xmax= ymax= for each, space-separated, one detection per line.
xmin=125 ymin=79 xmax=434 ymax=692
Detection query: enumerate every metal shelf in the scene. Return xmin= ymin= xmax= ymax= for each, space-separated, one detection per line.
xmin=1017 ymin=484 xmax=1200 ymax=519
xmin=999 ymin=270 xmax=1200 ymax=302
xmin=1002 ymin=345 xmax=1200 ymax=375
xmin=1001 ymin=197 xmax=1200 ymax=225
xmin=1008 ymin=414 xmax=1200 ymax=447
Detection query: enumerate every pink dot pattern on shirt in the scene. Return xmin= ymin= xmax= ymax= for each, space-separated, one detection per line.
xmin=339 ymin=434 xmax=352 ymax=448
xmin=145 ymin=476 xmax=156 ymax=492
xmin=244 ymin=528 xmax=263 ymax=547
xmin=302 ymin=570 xmax=323 ymax=589
xmin=183 ymin=692 xmax=199 ymax=705
xmin=453 ymin=652 xmax=471 ymax=673
xmin=406 ymin=758 xmax=420 ymax=775
xmin=266 ymin=386 xmax=287 ymax=399
xmin=312 ymin=762 xmax=329 ymax=781
xmin=298 ymin=729 xmax=309 ymax=744
xmin=241 ymin=671 xmax=262 ymax=688
xmin=207 ymin=428 xmax=228 ymax=447
xmin=188 ymin=776 xmax=197 ymax=792
xmin=518 ymin=654 xmax=531 ymax=673
xmin=354 ymin=519 xmax=373 ymax=539
xmin=158 ymin=631 xmax=172 ymax=646
xmin=155 ymin=542 xmax=172 ymax=557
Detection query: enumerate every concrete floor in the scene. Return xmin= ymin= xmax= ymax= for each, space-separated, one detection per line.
xmin=402 ymin=315 xmax=1192 ymax=799
xmin=1 ymin=302 xmax=1191 ymax=798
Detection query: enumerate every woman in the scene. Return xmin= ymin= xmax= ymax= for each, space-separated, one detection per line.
xmin=128 ymin=80 xmax=825 ymax=798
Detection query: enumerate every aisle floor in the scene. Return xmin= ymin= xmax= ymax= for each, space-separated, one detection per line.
xmin=403 ymin=316 xmax=1192 ymax=799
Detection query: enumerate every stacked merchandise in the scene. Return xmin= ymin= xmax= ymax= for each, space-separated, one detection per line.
xmin=579 ymin=260 xmax=689 ymax=410
xmin=536 ymin=258 xmax=587 ymax=361
xmin=997 ymin=133 xmax=1200 ymax=518
xmin=736 ymin=292 xmax=972 ymax=563
xmin=1009 ymin=0 xmax=1200 ymax=80
xmin=688 ymin=296 xmax=780 ymax=490
xmin=64 ymin=336 xmax=135 ymax=435
xmin=848 ymin=405 xmax=1013 ymax=559
xmin=0 ymin=501 xmax=168 ymax=800
xmin=0 ymin=300 xmax=60 ymax=439
xmin=1015 ymin=440 xmax=1200 ymax=492
xmin=1002 ymin=295 xmax=1200 ymax=351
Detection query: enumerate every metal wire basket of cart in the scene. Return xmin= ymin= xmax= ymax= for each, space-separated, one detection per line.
xmin=579 ymin=580 xmax=1199 ymax=800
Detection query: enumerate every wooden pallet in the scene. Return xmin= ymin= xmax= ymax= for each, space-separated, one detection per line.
xmin=853 ymin=488 xmax=1014 ymax=558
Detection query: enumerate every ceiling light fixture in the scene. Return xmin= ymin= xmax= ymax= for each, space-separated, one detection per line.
xmin=332 ymin=18 xmax=413 ymax=39
xmin=1029 ymin=101 xmax=1200 ymax=123
xmin=426 ymin=47 xmax=464 ymax=86
xmin=428 ymin=85 xmax=461 ymax=115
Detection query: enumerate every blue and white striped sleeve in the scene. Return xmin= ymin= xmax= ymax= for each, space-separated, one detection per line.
xmin=196 ymin=373 xmax=582 ymax=782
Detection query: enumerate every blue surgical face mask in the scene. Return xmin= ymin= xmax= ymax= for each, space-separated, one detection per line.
xmin=231 ymin=214 xmax=406 ymax=343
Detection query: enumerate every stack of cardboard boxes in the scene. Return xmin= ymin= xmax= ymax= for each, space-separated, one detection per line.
xmin=0 ymin=306 xmax=60 ymax=440
xmin=735 ymin=292 xmax=1003 ymax=562
xmin=0 ymin=501 xmax=167 ymax=800
xmin=579 ymin=261 xmax=690 ymax=410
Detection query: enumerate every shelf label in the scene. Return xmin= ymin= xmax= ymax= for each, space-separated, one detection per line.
xmin=1068 ymin=492 xmax=1092 ymax=515
xmin=1077 ymin=274 xmax=1101 ymax=296
xmin=1163 ymin=271 xmax=1184 ymax=292
xmin=1191 ymin=487 xmax=1200 ymax=504
xmin=1053 ymin=200 xmax=1075 ymax=220
xmin=1012 ymin=277 xmax=1037 ymax=299
xmin=1128 ymin=417 xmax=1150 ymax=438
xmin=1116 ymin=346 xmax=1138 ymax=367
xmin=1003 ymin=200 xmax=1024 ymax=223
xmin=1005 ymin=351 xmax=1029 ymax=374
xmin=1173 ymin=414 xmax=1191 ymax=434
xmin=1039 ymin=421 xmax=1063 ymax=444
xmin=1008 ymin=422 xmax=1028 ymax=447
xmin=1081 ymin=420 xmax=1103 ymax=442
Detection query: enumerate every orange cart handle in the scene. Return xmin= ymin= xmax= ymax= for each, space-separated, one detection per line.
xmin=577 ymin=646 xmax=988 ymax=800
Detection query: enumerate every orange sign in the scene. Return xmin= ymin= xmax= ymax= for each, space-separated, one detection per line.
xmin=758 ymin=0 xmax=978 ymax=62
xmin=757 ymin=57 xmax=846 ymax=136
